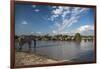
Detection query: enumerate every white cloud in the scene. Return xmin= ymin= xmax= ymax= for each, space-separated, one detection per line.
xmin=76 ymin=25 xmax=94 ymax=33
xmin=52 ymin=30 xmax=71 ymax=35
xmin=31 ymin=32 xmax=34 ymax=34
xmin=55 ymin=22 xmax=60 ymax=27
xmin=50 ymin=15 xmax=59 ymax=21
xmin=21 ymin=21 xmax=28 ymax=25
xmin=37 ymin=32 xmax=41 ymax=34
xmin=62 ymin=10 xmax=70 ymax=19
xmin=56 ymin=15 xmax=79 ymax=32
xmin=32 ymin=5 xmax=40 ymax=12
xmin=52 ymin=6 xmax=57 ymax=8
xmin=51 ymin=6 xmax=70 ymax=21
xmin=52 ymin=30 xmax=56 ymax=34
xmin=50 ymin=6 xmax=64 ymax=21
xmin=32 ymin=5 xmax=36 ymax=8
xmin=50 ymin=6 xmax=89 ymax=22
xmin=57 ymin=25 xmax=94 ymax=35
xmin=58 ymin=31 xmax=68 ymax=35
xmin=51 ymin=7 xmax=89 ymax=34
xmin=52 ymin=6 xmax=63 ymax=15
xmin=71 ymin=7 xmax=88 ymax=17
xmin=34 ymin=9 xmax=40 ymax=12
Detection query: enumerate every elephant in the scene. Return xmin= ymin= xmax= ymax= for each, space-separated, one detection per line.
xmin=16 ymin=35 xmax=33 ymax=51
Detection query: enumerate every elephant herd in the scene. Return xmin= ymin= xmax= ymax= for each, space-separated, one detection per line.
xmin=15 ymin=35 xmax=36 ymax=51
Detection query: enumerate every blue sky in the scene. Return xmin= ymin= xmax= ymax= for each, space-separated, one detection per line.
xmin=15 ymin=4 xmax=95 ymax=36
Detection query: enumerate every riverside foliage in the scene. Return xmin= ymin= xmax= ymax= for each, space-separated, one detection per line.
xmin=15 ymin=33 xmax=94 ymax=41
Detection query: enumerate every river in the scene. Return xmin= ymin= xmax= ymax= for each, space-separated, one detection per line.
xmin=15 ymin=40 xmax=94 ymax=62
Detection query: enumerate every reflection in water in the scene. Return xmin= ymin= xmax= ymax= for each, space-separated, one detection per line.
xmin=15 ymin=40 xmax=94 ymax=62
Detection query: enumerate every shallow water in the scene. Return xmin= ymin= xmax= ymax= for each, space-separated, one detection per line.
xmin=15 ymin=40 xmax=94 ymax=62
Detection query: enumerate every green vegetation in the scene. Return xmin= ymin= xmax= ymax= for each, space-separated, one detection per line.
xmin=74 ymin=33 xmax=82 ymax=41
xmin=15 ymin=33 xmax=94 ymax=41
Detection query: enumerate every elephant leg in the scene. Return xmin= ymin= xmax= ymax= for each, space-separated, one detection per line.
xmin=19 ymin=42 xmax=23 ymax=51
xmin=28 ymin=42 xmax=31 ymax=50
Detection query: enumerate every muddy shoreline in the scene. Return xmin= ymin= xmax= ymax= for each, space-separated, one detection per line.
xmin=15 ymin=51 xmax=62 ymax=66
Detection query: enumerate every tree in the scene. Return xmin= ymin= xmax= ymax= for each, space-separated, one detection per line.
xmin=74 ymin=33 xmax=82 ymax=41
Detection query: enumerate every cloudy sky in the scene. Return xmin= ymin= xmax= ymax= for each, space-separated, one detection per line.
xmin=15 ymin=3 xmax=95 ymax=36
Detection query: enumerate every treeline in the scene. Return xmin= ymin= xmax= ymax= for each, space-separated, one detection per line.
xmin=15 ymin=33 xmax=94 ymax=41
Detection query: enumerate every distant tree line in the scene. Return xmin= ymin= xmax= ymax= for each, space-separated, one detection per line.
xmin=15 ymin=33 xmax=94 ymax=42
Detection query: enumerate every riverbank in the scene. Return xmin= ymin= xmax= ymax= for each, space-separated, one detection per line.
xmin=15 ymin=51 xmax=60 ymax=66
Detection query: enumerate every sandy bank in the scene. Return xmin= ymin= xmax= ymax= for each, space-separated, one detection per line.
xmin=15 ymin=51 xmax=60 ymax=66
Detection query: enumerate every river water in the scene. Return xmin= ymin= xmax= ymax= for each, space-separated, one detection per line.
xmin=15 ymin=40 xmax=95 ymax=62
